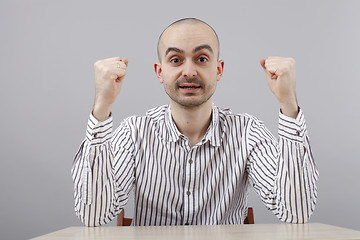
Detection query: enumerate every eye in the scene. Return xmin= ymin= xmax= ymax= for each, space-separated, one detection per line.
xmin=170 ymin=57 xmax=181 ymax=64
xmin=198 ymin=57 xmax=208 ymax=63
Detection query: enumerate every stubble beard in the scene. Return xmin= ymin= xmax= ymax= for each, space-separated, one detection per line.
xmin=163 ymin=77 xmax=216 ymax=109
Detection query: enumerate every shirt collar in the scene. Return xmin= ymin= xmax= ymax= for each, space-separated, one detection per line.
xmin=163 ymin=104 xmax=222 ymax=147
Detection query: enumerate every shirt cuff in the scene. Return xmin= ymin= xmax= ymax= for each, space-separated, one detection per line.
xmin=278 ymin=107 xmax=306 ymax=143
xmin=85 ymin=112 xmax=113 ymax=145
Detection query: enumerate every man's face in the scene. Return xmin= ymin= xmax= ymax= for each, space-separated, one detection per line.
xmin=155 ymin=23 xmax=224 ymax=109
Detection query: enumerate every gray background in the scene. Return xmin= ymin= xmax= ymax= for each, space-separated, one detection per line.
xmin=1 ymin=0 xmax=359 ymax=239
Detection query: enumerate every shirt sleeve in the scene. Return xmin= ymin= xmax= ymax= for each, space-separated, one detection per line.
xmin=71 ymin=113 xmax=135 ymax=226
xmin=246 ymin=108 xmax=319 ymax=223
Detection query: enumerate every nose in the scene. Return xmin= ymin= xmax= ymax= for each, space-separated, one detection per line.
xmin=182 ymin=60 xmax=197 ymax=78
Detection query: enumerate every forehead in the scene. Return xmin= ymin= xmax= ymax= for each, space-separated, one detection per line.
xmin=159 ymin=23 xmax=218 ymax=56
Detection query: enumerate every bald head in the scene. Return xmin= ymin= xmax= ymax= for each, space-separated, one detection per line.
xmin=157 ymin=18 xmax=220 ymax=62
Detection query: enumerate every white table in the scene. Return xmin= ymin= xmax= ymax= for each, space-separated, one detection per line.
xmin=31 ymin=223 xmax=360 ymax=240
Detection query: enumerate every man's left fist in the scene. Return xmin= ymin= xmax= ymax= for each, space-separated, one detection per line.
xmin=260 ymin=56 xmax=298 ymax=118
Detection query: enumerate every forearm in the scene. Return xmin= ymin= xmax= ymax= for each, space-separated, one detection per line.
xmin=247 ymin=110 xmax=319 ymax=223
xmin=72 ymin=114 xmax=124 ymax=226
xmin=72 ymin=142 xmax=118 ymax=226
xmin=274 ymin=110 xmax=319 ymax=223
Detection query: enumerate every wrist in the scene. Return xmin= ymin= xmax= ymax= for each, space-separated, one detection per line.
xmin=280 ymin=101 xmax=299 ymax=119
xmin=93 ymin=101 xmax=112 ymax=121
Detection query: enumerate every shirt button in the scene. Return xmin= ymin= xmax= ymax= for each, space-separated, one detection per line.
xmin=93 ymin=133 xmax=98 ymax=138
xmin=186 ymin=191 xmax=191 ymax=196
xmin=188 ymin=159 xmax=193 ymax=164
xmin=296 ymin=131 xmax=300 ymax=136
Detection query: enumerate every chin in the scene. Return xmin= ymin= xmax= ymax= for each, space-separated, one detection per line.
xmin=175 ymin=98 xmax=211 ymax=109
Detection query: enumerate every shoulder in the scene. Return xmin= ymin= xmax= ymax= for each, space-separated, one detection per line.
xmin=119 ymin=105 xmax=168 ymax=128
xmin=215 ymin=106 xmax=270 ymax=139
xmin=217 ymin=106 xmax=261 ymax=126
xmin=216 ymin=107 xmax=276 ymax=143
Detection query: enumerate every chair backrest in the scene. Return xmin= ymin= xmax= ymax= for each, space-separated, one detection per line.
xmin=117 ymin=207 xmax=254 ymax=226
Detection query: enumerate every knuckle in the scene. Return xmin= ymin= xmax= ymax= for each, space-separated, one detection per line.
xmin=288 ymin=57 xmax=296 ymax=65
xmin=94 ymin=61 xmax=100 ymax=68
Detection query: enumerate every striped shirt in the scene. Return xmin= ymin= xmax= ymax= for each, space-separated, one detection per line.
xmin=72 ymin=104 xmax=318 ymax=227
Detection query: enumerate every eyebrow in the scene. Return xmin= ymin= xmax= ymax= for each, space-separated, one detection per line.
xmin=165 ymin=44 xmax=213 ymax=58
xmin=193 ymin=44 xmax=213 ymax=54
xmin=165 ymin=47 xmax=184 ymax=57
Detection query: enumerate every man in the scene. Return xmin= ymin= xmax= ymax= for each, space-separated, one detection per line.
xmin=72 ymin=18 xmax=318 ymax=227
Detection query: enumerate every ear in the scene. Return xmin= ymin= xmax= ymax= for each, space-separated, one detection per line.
xmin=154 ymin=62 xmax=164 ymax=83
xmin=216 ymin=60 xmax=224 ymax=82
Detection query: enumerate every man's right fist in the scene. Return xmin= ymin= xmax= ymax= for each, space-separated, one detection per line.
xmin=93 ymin=57 xmax=128 ymax=121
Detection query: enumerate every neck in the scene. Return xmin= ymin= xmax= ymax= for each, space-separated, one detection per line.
xmin=170 ymin=100 xmax=213 ymax=147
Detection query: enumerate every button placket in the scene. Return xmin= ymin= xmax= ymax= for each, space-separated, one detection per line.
xmin=183 ymin=147 xmax=197 ymax=225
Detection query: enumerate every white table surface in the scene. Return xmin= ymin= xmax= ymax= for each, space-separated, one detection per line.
xmin=31 ymin=223 xmax=360 ymax=240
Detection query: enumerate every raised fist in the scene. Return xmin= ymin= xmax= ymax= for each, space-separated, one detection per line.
xmin=93 ymin=57 xmax=128 ymax=121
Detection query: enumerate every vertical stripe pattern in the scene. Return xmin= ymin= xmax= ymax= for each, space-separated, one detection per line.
xmin=72 ymin=104 xmax=318 ymax=226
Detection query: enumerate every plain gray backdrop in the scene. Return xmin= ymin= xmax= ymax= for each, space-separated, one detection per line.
xmin=1 ymin=0 xmax=359 ymax=239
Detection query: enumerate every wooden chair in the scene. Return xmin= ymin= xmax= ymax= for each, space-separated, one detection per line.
xmin=117 ymin=209 xmax=133 ymax=226
xmin=117 ymin=207 xmax=254 ymax=226
xmin=243 ymin=207 xmax=254 ymax=224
